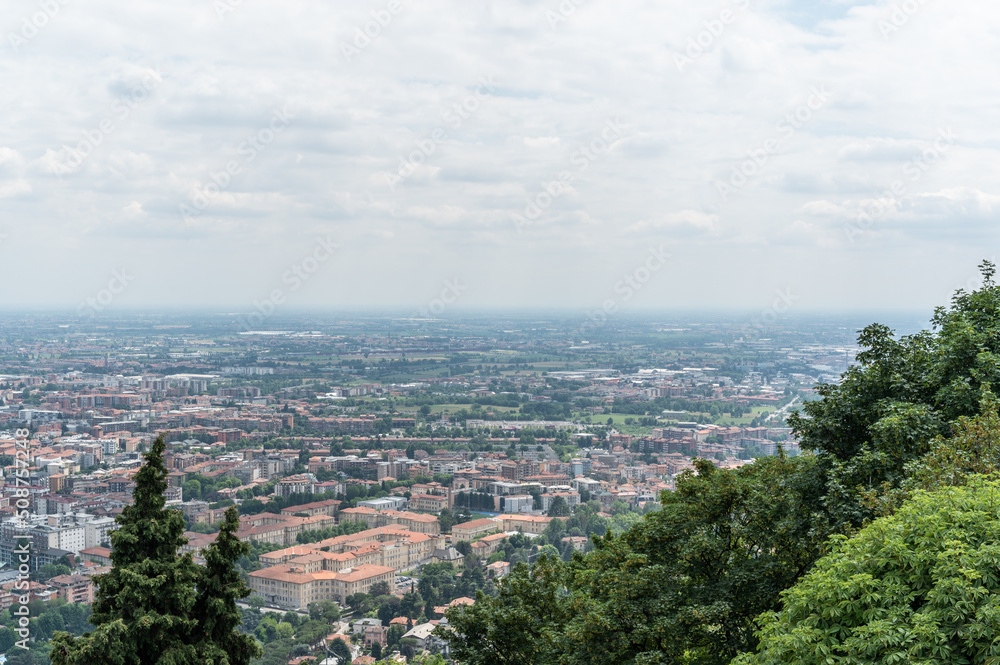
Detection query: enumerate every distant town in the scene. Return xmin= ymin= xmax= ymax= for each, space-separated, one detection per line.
xmin=0 ymin=310 xmax=893 ymax=663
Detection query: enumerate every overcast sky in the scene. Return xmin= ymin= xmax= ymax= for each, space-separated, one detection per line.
xmin=0 ymin=0 xmax=997 ymax=317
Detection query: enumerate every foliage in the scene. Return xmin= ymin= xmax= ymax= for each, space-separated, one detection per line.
xmin=296 ymin=520 xmax=368 ymax=544
xmin=863 ymin=387 xmax=1000 ymax=515
xmin=192 ymin=506 xmax=262 ymax=663
xmin=740 ymin=477 xmax=1000 ymax=665
xmin=50 ymin=435 xmax=256 ymax=665
xmin=558 ymin=455 xmax=823 ymax=665
xmin=437 ymin=557 xmax=570 ymax=665
xmin=328 ymin=637 xmax=352 ymax=664
xmin=307 ymin=599 xmax=342 ymax=624
xmin=789 ymin=260 xmax=1000 ymax=530
xmin=51 ymin=434 xmax=202 ymax=664
xmin=546 ymin=496 xmax=570 ymax=517
xmin=33 ymin=562 xmax=72 ymax=582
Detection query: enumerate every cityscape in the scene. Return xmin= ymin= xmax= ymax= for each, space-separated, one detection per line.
xmin=3 ymin=0 xmax=998 ymax=663
xmin=0 ymin=309 xmax=907 ymax=663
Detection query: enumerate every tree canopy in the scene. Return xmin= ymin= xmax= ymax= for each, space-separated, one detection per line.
xmin=740 ymin=477 xmax=1000 ymax=665
xmin=50 ymin=435 xmax=260 ymax=665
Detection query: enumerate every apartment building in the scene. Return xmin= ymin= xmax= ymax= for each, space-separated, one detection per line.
xmin=451 ymin=518 xmax=500 ymax=542
xmin=48 ymin=574 xmax=95 ymax=604
xmin=248 ymin=563 xmax=394 ymax=609
xmin=259 ymin=525 xmax=441 ymax=572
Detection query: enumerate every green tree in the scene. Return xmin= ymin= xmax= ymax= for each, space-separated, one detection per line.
xmin=369 ymin=581 xmax=391 ymax=598
xmin=437 ymin=507 xmax=457 ymax=533
xmin=546 ymin=496 xmax=570 ymax=518
xmin=328 ymin=637 xmax=351 ymax=664
xmin=51 ymin=434 xmax=202 ymax=664
xmin=51 ymin=435 xmax=257 ymax=665
xmin=437 ymin=557 xmax=569 ymax=665
xmin=183 ymin=479 xmax=202 ymax=502
xmin=191 ymin=506 xmax=262 ymax=664
xmin=557 ymin=456 xmax=822 ymax=665
xmin=33 ymin=562 xmax=72 ymax=581
xmin=740 ymin=476 xmax=1000 ymax=665
xmin=308 ymin=600 xmax=342 ymax=624
xmin=788 ymin=260 xmax=1000 ymax=531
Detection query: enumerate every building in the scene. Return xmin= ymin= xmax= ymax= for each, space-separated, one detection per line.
xmin=494 ymin=514 xmax=553 ymax=535
xmin=280 ymin=499 xmax=341 ymax=518
xmin=430 ymin=547 xmax=464 ymax=568
xmin=357 ymin=497 xmax=408 ymax=512
xmin=248 ymin=563 xmax=395 ymax=609
xmin=275 ymin=474 xmax=315 ymax=497
xmin=79 ymin=546 xmax=112 ymax=566
xmin=540 ymin=491 xmax=581 ymax=513
xmin=499 ymin=495 xmax=534 ymax=513
xmin=451 ymin=518 xmax=500 ymax=542
xmin=48 ymin=574 xmax=95 ymax=604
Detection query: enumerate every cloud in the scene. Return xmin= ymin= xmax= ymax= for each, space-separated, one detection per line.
xmin=627 ymin=210 xmax=720 ymax=235
xmin=0 ymin=0 xmax=999 ymax=310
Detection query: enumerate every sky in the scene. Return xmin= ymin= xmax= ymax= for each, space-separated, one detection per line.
xmin=0 ymin=0 xmax=998 ymax=319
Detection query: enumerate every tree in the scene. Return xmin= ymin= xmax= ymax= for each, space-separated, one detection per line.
xmin=51 ymin=435 xmax=258 ymax=665
xmin=308 ymin=600 xmax=342 ymax=624
xmin=788 ymin=260 xmax=1000 ymax=531
xmin=369 ymin=581 xmax=391 ymax=598
xmin=546 ymin=496 xmax=570 ymax=518
xmin=328 ymin=637 xmax=351 ymax=664
xmin=740 ymin=476 xmax=1000 ymax=665
xmin=191 ymin=506 xmax=262 ymax=664
xmin=33 ymin=563 xmax=72 ymax=581
xmin=437 ymin=507 xmax=457 ymax=533
xmin=557 ymin=456 xmax=822 ymax=665
xmin=371 ymin=641 xmax=382 ymax=659
xmin=345 ymin=593 xmax=371 ymax=614
xmin=51 ymin=434 xmax=202 ymax=664
xmin=399 ymin=591 xmax=424 ymax=620
xmin=437 ymin=557 xmax=569 ymax=665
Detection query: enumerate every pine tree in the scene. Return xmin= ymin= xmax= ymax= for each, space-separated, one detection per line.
xmin=192 ymin=506 xmax=262 ymax=664
xmin=51 ymin=435 xmax=256 ymax=664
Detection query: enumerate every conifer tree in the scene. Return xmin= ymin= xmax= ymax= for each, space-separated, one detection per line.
xmin=192 ymin=506 xmax=262 ymax=664
xmin=51 ymin=435 xmax=256 ymax=664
